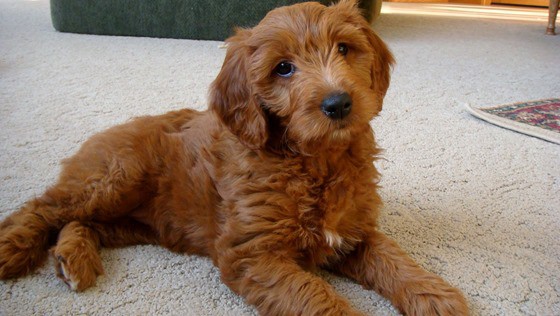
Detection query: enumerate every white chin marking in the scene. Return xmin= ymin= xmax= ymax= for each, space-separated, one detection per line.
xmin=324 ymin=229 xmax=343 ymax=248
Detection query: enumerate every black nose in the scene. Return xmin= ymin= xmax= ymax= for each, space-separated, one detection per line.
xmin=321 ymin=92 xmax=352 ymax=120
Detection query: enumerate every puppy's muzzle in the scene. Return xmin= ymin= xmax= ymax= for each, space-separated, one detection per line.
xmin=321 ymin=92 xmax=352 ymax=120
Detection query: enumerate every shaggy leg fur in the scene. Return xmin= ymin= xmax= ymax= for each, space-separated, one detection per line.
xmin=0 ymin=200 xmax=57 ymax=279
xmin=0 ymin=111 xmax=191 ymax=280
xmin=52 ymin=221 xmax=104 ymax=291
xmin=51 ymin=220 xmax=158 ymax=291
xmin=0 ymin=166 xmax=147 ymax=279
xmin=219 ymin=254 xmax=364 ymax=316
xmin=333 ymin=231 xmax=468 ymax=315
xmin=0 ymin=129 xmax=154 ymax=279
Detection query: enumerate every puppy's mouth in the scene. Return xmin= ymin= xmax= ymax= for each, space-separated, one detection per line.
xmin=330 ymin=119 xmax=351 ymax=130
xmin=327 ymin=116 xmax=355 ymax=141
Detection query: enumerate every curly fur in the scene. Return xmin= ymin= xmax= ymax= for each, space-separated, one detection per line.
xmin=0 ymin=1 xmax=468 ymax=314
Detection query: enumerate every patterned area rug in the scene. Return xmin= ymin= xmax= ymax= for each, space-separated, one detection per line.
xmin=466 ymin=98 xmax=560 ymax=144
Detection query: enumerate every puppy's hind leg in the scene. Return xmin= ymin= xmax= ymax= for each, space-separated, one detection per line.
xmin=0 ymin=158 xmax=149 ymax=280
xmin=0 ymin=200 xmax=59 ymax=279
xmin=0 ymin=110 xmax=194 ymax=281
xmin=0 ymin=118 xmax=161 ymax=280
xmin=51 ymin=221 xmax=103 ymax=291
xmin=52 ymin=219 xmax=158 ymax=291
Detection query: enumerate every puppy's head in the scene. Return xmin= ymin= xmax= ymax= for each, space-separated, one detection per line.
xmin=210 ymin=0 xmax=394 ymax=153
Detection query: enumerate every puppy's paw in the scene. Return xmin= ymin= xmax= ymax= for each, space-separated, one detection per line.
xmin=51 ymin=243 xmax=103 ymax=292
xmin=0 ymin=226 xmax=49 ymax=279
xmin=403 ymin=277 xmax=468 ymax=316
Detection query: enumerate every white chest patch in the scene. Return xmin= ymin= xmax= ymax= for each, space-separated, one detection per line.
xmin=324 ymin=229 xmax=343 ymax=248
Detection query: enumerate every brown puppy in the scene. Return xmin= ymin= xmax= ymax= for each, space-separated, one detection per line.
xmin=0 ymin=1 xmax=468 ymax=314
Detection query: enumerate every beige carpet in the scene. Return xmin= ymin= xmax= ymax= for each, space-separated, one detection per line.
xmin=1 ymin=1 xmax=559 ymax=315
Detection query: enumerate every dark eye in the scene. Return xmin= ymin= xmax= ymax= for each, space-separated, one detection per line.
xmin=338 ymin=43 xmax=349 ymax=56
xmin=274 ymin=61 xmax=296 ymax=78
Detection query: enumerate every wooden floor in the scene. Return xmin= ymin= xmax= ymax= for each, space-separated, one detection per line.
xmin=380 ymin=2 xmax=549 ymax=22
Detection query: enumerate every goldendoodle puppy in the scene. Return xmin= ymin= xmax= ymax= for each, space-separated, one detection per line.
xmin=0 ymin=1 xmax=468 ymax=314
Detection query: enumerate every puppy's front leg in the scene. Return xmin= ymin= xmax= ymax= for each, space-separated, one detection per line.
xmin=219 ymin=253 xmax=362 ymax=316
xmin=332 ymin=230 xmax=468 ymax=315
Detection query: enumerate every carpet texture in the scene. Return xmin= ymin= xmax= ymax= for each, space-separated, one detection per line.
xmin=466 ymin=98 xmax=560 ymax=144
xmin=1 ymin=1 xmax=559 ymax=315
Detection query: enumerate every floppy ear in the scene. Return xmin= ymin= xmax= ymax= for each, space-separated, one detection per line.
xmin=364 ymin=27 xmax=395 ymax=99
xmin=209 ymin=29 xmax=268 ymax=149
